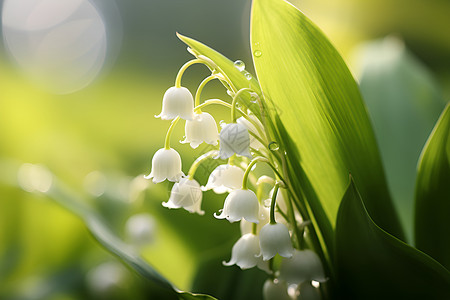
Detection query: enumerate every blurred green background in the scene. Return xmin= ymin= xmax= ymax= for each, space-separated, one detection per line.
xmin=0 ymin=0 xmax=449 ymax=299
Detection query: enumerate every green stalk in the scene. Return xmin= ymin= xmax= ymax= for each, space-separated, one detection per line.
xmin=164 ymin=117 xmax=180 ymax=150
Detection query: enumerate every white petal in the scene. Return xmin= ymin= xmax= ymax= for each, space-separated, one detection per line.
xmin=263 ymin=279 xmax=292 ymax=300
xmin=279 ymin=249 xmax=326 ymax=285
xmin=164 ymin=178 xmax=202 ymax=212
xmin=158 ymin=87 xmax=194 ymax=120
xmin=145 ymin=148 xmax=184 ymax=183
xmin=183 ymin=112 xmax=219 ymax=149
xmin=298 ymin=281 xmax=321 ymax=300
xmin=259 ymin=223 xmax=294 ymax=260
xmin=223 ymin=234 xmax=260 ymax=269
xmin=219 ymin=123 xmax=251 ymax=159
xmin=219 ymin=189 xmax=260 ymax=224
xmin=203 ymin=164 xmax=244 ymax=194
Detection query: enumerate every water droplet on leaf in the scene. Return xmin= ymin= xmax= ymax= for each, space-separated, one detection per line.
xmin=254 ymin=50 xmax=262 ymax=57
xmin=243 ymin=71 xmax=252 ymax=80
xmin=234 ymin=60 xmax=245 ymax=71
xmin=268 ymin=142 xmax=279 ymax=151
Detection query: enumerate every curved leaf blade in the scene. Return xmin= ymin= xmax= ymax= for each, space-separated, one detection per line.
xmin=336 ymin=178 xmax=450 ymax=299
xmin=47 ymin=180 xmax=217 ymax=300
xmin=415 ymin=104 xmax=450 ymax=270
xmin=176 ymin=33 xmax=261 ymax=94
xmin=251 ymin=0 xmax=403 ymax=249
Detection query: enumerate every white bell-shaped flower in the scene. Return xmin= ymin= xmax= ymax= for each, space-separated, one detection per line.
xmin=214 ymin=189 xmax=260 ymax=223
xmin=259 ymin=223 xmax=294 ymax=260
xmin=223 ymin=233 xmax=260 ymax=269
xmin=218 ymin=122 xmax=252 ymax=159
xmin=156 ymin=86 xmax=195 ymax=120
xmin=162 ymin=178 xmax=204 ymax=215
xmin=298 ymin=281 xmax=321 ymax=300
xmin=262 ymin=279 xmax=292 ymax=300
xmin=181 ymin=112 xmax=218 ymax=148
xmin=237 ymin=115 xmax=265 ymax=150
xmin=144 ymin=148 xmax=184 ymax=183
xmin=202 ymin=164 xmax=244 ymax=194
xmin=279 ymin=249 xmax=326 ymax=285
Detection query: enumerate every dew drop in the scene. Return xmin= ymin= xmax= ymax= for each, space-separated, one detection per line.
xmin=227 ymin=89 xmax=234 ymax=96
xmin=234 ymin=60 xmax=245 ymax=71
xmin=254 ymin=50 xmax=262 ymax=57
xmin=243 ymin=71 xmax=252 ymax=80
xmin=268 ymin=142 xmax=279 ymax=151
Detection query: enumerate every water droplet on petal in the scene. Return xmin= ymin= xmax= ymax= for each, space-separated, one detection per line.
xmin=254 ymin=50 xmax=262 ymax=57
xmin=268 ymin=142 xmax=279 ymax=151
xmin=234 ymin=60 xmax=245 ymax=71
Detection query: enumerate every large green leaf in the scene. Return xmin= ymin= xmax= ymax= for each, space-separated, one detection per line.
xmin=250 ymin=0 xmax=404 ymax=254
xmin=46 ymin=179 xmax=217 ymax=300
xmin=335 ymin=178 xmax=450 ymax=299
xmin=415 ymin=104 xmax=450 ymax=270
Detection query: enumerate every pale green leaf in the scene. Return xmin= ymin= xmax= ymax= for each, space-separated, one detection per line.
xmin=357 ymin=37 xmax=445 ymax=242
xmin=251 ymin=0 xmax=404 ymax=257
xmin=415 ymin=104 xmax=450 ymax=270
xmin=336 ymin=177 xmax=450 ymax=299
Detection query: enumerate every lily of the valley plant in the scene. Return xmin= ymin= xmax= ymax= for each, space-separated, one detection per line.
xmin=143 ymin=0 xmax=450 ymax=298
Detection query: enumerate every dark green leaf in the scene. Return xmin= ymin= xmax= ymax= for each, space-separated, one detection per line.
xmin=415 ymin=104 xmax=450 ymax=270
xmin=335 ymin=177 xmax=450 ymax=299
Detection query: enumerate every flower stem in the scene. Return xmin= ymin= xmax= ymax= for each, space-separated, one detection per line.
xmin=195 ymin=75 xmax=217 ymax=113
xmin=164 ymin=117 xmax=180 ymax=150
xmin=269 ymin=182 xmax=282 ymax=224
xmin=231 ymin=88 xmax=253 ymax=122
xmin=242 ymin=157 xmax=267 ymax=190
xmin=187 ymin=150 xmax=218 ymax=180
xmin=175 ymin=59 xmax=205 ymax=88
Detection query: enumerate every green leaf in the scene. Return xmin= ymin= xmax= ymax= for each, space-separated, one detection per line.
xmin=46 ymin=179 xmax=216 ymax=300
xmin=251 ymin=0 xmax=404 ymax=256
xmin=415 ymin=104 xmax=450 ymax=270
xmin=176 ymin=33 xmax=261 ymax=94
xmin=335 ymin=177 xmax=450 ymax=299
xmin=357 ymin=37 xmax=445 ymax=242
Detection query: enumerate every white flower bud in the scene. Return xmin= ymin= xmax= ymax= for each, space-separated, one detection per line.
xmin=156 ymin=86 xmax=195 ymax=120
xmin=144 ymin=148 xmax=184 ymax=183
xmin=219 ymin=122 xmax=252 ymax=159
xmin=125 ymin=213 xmax=156 ymax=247
xmin=214 ymin=189 xmax=260 ymax=223
xmin=259 ymin=223 xmax=294 ymax=260
xmin=237 ymin=115 xmax=266 ymax=150
xmin=279 ymin=249 xmax=326 ymax=285
xmin=202 ymin=164 xmax=244 ymax=194
xmin=263 ymin=279 xmax=292 ymax=300
xmin=223 ymin=233 xmax=261 ymax=269
xmin=298 ymin=281 xmax=321 ymax=300
xmin=163 ymin=178 xmax=204 ymax=215
xmin=181 ymin=112 xmax=218 ymax=148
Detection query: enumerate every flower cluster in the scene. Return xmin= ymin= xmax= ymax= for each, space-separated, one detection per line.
xmin=145 ymin=55 xmax=325 ymax=299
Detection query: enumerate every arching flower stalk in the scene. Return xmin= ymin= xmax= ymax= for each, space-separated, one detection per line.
xmin=145 ymin=56 xmax=325 ymax=300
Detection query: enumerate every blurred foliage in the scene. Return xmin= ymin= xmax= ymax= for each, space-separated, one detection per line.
xmin=0 ymin=0 xmax=449 ymax=299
